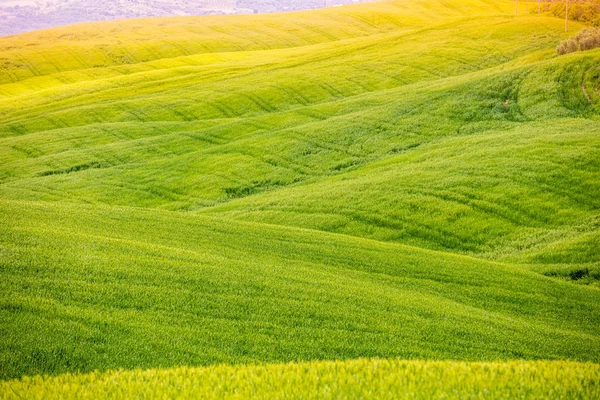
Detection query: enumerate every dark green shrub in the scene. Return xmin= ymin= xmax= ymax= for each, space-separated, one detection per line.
xmin=557 ymin=27 xmax=600 ymax=54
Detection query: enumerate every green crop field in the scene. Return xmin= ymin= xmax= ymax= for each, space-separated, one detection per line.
xmin=1 ymin=0 xmax=599 ymax=397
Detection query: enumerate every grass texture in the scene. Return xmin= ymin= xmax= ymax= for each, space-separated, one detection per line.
xmin=2 ymin=199 xmax=599 ymax=379
xmin=0 ymin=0 xmax=599 ymax=396
xmin=1 ymin=359 xmax=599 ymax=399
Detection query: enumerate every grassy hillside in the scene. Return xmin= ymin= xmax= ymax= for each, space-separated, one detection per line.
xmin=0 ymin=0 xmax=599 ymax=395
xmin=2 ymin=199 xmax=599 ymax=379
xmin=0 ymin=0 xmax=510 ymax=84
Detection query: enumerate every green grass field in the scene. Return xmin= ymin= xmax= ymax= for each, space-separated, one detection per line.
xmin=1 ymin=0 xmax=599 ymax=397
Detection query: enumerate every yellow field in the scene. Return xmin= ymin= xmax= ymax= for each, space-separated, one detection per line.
xmin=2 ymin=359 xmax=599 ymax=399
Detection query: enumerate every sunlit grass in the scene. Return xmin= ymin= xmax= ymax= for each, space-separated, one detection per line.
xmin=2 ymin=359 xmax=599 ymax=400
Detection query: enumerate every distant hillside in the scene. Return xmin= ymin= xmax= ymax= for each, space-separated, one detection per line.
xmin=0 ymin=0 xmax=369 ymax=36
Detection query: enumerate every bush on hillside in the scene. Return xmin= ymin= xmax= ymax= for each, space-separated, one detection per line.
xmin=547 ymin=0 xmax=600 ymax=27
xmin=557 ymin=27 xmax=600 ymax=54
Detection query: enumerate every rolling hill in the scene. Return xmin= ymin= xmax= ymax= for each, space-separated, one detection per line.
xmin=1 ymin=0 xmax=599 ymax=397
